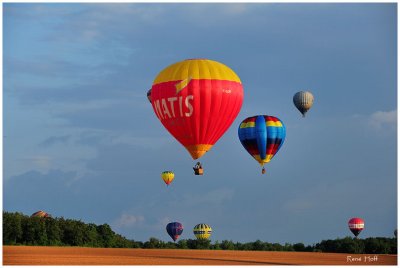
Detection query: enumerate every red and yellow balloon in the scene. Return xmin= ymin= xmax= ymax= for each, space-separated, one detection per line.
xmin=161 ymin=171 xmax=174 ymax=186
xmin=150 ymin=59 xmax=244 ymax=159
xmin=31 ymin=210 xmax=51 ymax=218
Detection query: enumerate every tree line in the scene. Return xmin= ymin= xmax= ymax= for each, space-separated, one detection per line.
xmin=3 ymin=211 xmax=397 ymax=254
xmin=139 ymin=237 xmax=397 ymax=254
xmin=3 ymin=211 xmax=136 ymax=248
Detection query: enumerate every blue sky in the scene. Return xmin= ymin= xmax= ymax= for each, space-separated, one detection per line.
xmin=3 ymin=3 xmax=397 ymax=245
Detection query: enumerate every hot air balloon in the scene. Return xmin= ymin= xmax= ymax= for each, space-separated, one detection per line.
xmin=348 ymin=218 xmax=364 ymax=238
xmin=238 ymin=115 xmax=286 ymax=174
xmin=166 ymin=222 xmax=183 ymax=242
xmin=161 ymin=171 xmax=174 ymax=186
xmin=293 ymin=91 xmax=314 ymax=117
xmin=147 ymin=89 xmax=152 ymax=103
xmin=150 ymin=59 xmax=244 ymax=171
xmin=193 ymin=223 xmax=212 ymax=240
xmin=31 ymin=210 xmax=51 ymax=218
xmin=193 ymin=162 xmax=203 ymax=175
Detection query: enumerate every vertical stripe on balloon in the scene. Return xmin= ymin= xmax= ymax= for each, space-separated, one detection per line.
xmin=238 ymin=115 xmax=286 ymax=167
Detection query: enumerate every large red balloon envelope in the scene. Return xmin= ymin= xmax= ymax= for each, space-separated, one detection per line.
xmin=150 ymin=59 xmax=244 ymax=159
xmin=348 ymin=217 xmax=364 ymax=237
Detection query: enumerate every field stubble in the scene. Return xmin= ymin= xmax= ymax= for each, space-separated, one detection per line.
xmin=3 ymin=246 xmax=397 ymax=265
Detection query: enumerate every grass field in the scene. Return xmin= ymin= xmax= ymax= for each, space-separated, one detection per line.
xmin=3 ymin=246 xmax=397 ymax=265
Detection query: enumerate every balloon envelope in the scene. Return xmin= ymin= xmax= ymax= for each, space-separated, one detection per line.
xmin=31 ymin=210 xmax=50 ymax=218
xmin=293 ymin=91 xmax=314 ymax=117
xmin=147 ymin=89 xmax=152 ymax=103
xmin=161 ymin=171 xmax=174 ymax=186
xmin=150 ymin=59 xmax=244 ymax=159
xmin=348 ymin=218 xmax=364 ymax=237
xmin=193 ymin=223 xmax=212 ymax=240
xmin=238 ymin=115 xmax=286 ymax=169
xmin=166 ymin=222 xmax=183 ymax=241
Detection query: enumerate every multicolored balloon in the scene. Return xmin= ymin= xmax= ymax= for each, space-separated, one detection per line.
xmin=238 ymin=115 xmax=286 ymax=174
xmin=193 ymin=223 xmax=212 ymax=240
xmin=166 ymin=222 xmax=183 ymax=242
xmin=293 ymin=91 xmax=314 ymax=117
xmin=150 ymin=59 xmax=244 ymax=160
xmin=161 ymin=171 xmax=174 ymax=186
xmin=348 ymin=217 xmax=365 ymax=237
xmin=31 ymin=210 xmax=51 ymax=218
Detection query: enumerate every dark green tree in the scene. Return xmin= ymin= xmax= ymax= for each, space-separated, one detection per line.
xmin=144 ymin=237 xmax=162 ymax=249
xmin=82 ymin=223 xmax=100 ymax=247
xmin=177 ymin=239 xmax=188 ymax=249
xmin=252 ymin=240 xmax=265 ymax=251
xmin=44 ymin=218 xmax=61 ymax=245
xmin=97 ymin=224 xmax=116 ymax=248
xmin=365 ymin=237 xmax=391 ymax=254
xmin=195 ymin=239 xmax=211 ymax=249
xmin=220 ymin=240 xmax=235 ymax=250
xmin=212 ymin=240 xmax=221 ymax=250
xmin=293 ymin=243 xmax=306 ymax=252
xmin=3 ymin=212 xmax=23 ymax=245
xmin=21 ymin=216 xmax=47 ymax=245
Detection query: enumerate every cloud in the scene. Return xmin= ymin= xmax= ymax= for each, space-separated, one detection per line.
xmin=113 ymin=213 xmax=145 ymax=228
xmin=43 ymin=4 xmax=167 ymax=44
xmin=3 ymin=169 xmax=79 ymax=214
xmin=368 ymin=110 xmax=396 ymax=129
xmin=221 ymin=3 xmax=249 ymax=15
xmin=39 ymin=135 xmax=71 ymax=147
xmin=5 ymin=56 xmax=88 ymax=79
xmin=19 ymin=156 xmax=52 ymax=170
xmin=108 ymin=135 xmax=172 ymax=149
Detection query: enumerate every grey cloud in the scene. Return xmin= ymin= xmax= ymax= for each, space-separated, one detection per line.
xmin=368 ymin=110 xmax=397 ymax=130
xmin=4 ymin=57 xmax=88 ymax=79
xmin=3 ymin=169 xmax=78 ymax=215
xmin=39 ymin=135 xmax=72 ymax=147
xmin=113 ymin=213 xmax=145 ymax=228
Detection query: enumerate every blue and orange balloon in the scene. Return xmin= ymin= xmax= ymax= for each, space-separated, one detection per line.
xmin=166 ymin=222 xmax=183 ymax=242
xmin=238 ymin=115 xmax=286 ymax=174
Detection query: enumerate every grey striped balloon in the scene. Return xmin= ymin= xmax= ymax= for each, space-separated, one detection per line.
xmin=293 ymin=91 xmax=314 ymax=117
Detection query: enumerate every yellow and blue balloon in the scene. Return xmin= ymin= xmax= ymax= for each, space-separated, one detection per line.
xmin=193 ymin=223 xmax=212 ymax=240
xmin=238 ymin=115 xmax=286 ymax=174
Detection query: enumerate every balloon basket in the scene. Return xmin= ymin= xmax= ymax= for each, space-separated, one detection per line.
xmin=194 ymin=168 xmax=204 ymax=175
